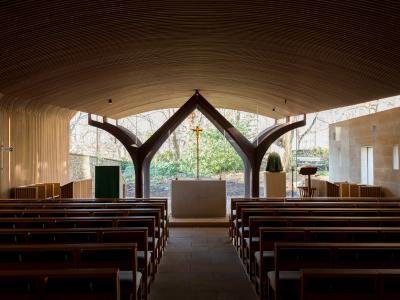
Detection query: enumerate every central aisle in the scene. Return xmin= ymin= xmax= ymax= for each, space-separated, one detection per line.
xmin=149 ymin=228 xmax=258 ymax=300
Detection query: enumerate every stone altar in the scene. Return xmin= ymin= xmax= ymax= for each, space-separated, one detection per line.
xmin=170 ymin=179 xmax=226 ymax=218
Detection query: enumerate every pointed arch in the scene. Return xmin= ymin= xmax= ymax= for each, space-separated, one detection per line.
xmin=89 ymin=91 xmax=306 ymax=197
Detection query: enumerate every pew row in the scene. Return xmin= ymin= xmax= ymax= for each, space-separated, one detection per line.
xmin=0 ymin=268 xmax=121 ymax=300
xmin=255 ymin=227 xmax=400 ymax=299
xmin=300 ymin=268 xmax=400 ymax=300
xmin=0 ymin=243 xmax=141 ymax=300
xmin=230 ymin=199 xmax=400 ymax=240
xmin=0 ymin=198 xmax=169 ymax=239
xmin=0 ymin=227 xmax=151 ymax=295
xmin=0 ymin=216 xmax=159 ymax=273
xmin=237 ymin=207 xmax=400 ymax=257
xmin=0 ymin=208 xmax=166 ymax=249
xmin=269 ymin=242 xmax=400 ymax=300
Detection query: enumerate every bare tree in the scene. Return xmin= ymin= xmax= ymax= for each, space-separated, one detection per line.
xmin=297 ymin=113 xmax=318 ymax=149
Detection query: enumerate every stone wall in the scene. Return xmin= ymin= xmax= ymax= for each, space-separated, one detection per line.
xmin=329 ymin=108 xmax=400 ymax=197
xmin=69 ymin=154 xmax=134 ymax=196
xmin=69 ymin=154 xmax=121 ymax=181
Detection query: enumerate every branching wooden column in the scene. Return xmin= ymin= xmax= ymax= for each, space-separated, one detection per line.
xmin=251 ymin=117 xmax=307 ymax=196
xmin=88 ymin=115 xmax=143 ymax=196
xmin=89 ymin=91 xmax=305 ymax=198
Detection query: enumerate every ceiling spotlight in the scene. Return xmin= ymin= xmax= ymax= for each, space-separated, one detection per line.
xmin=195 ymin=89 xmax=200 ymax=95
xmin=108 ymin=98 xmax=113 ymax=104
xmin=272 ymin=107 xmax=276 ymax=112
xmin=284 ymin=99 xmax=287 ymax=104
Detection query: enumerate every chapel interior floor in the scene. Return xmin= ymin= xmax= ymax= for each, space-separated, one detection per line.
xmin=149 ymin=227 xmax=258 ymax=300
xmin=169 ymin=216 xmax=229 ymax=227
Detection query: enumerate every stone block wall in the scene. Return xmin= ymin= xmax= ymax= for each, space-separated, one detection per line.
xmin=329 ymin=107 xmax=400 ymax=196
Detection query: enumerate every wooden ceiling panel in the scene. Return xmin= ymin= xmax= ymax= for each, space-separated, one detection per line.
xmin=1 ymin=1 xmax=400 ymax=118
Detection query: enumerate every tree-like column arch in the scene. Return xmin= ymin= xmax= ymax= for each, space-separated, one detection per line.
xmin=89 ymin=91 xmax=305 ymax=197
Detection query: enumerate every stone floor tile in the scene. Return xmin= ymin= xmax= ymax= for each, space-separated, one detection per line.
xmin=149 ymin=228 xmax=257 ymax=300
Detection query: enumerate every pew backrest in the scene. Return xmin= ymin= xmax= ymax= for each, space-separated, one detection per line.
xmin=0 ymin=243 xmax=138 ymax=298
xmin=301 ymin=268 xmax=400 ymax=300
xmin=274 ymin=242 xmax=400 ymax=299
xmin=0 ymin=268 xmax=121 ymax=300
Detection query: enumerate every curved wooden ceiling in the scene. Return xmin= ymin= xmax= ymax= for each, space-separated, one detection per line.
xmin=1 ymin=1 xmax=400 ymax=118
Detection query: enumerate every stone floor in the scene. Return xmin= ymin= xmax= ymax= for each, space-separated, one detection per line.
xmin=149 ymin=228 xmax=258 ymax=300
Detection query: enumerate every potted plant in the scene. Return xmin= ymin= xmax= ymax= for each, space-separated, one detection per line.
xmin=263 ymin=152 xmax=286 ymax=197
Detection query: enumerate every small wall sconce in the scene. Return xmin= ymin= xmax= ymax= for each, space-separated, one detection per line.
xmin=0 ymin=145 xmax=14 ymax=171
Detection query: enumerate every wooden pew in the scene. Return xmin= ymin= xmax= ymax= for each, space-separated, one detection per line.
xmin=0 ymin=202 xmax=168 ymax=246
xmin=234 ymin=201 xmax=400 ymax=225
xmin=0 ymin=208 xmax=161 ymax=217
xmin=240 ymin=206 xmax=400 ymax=234
xmin=0 ymin=268 xmax=121 ymax=300
xmin=0 ymin=205 xmax=164 ymax=268
xmin=247 ymin=215 xmax=400 ymax=262
xmin=238 ymin=207 xmax=400 ymax=258
xmin=254 ymin=227 xmax=400 ymax=298
xmin=102 ymin=230 xmax=154 ymax=293
xmin=230 ymin=199 xmax=400 ymax=244
xmin=0 ymin=216 xmax=158 ymax=272
xmin=0 ymin=197 xmax=169 ymax=211
xmin=231 ymin=197 xmax=400 ymax=225
xmin=0 ymin=198 xmax=169 ymax=240
xmin=232 ymin=199 xmax=400 ymax=219
xmin=238 ymin=206 xmax=400 ymax=233
xmin=269 ymin=242 xmax=400 ymax=300
xmin=300 ymin=268 xmax=400 ymax=300
xmin=0 ymin=243 xmax=141 ymax=300
xmin=230 ymin=198 xmax=285 ymax=237
xmin=0 ymin=227 xmax=151 ymax=297
xmin=0 ymin=215 xmax=159 ymax=272
xmin=0 ymin=208 xmax=165 ymax=256
xmin=245 ymin=215 xmax=400 ymax=295
xmin=287 ymin=197 xmax=400 ymax=202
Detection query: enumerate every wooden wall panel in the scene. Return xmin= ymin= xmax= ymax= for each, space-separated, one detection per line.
xmin=0 ymin=100 xmax=75 ymax=198
xmin=1 ymin=2 xmax=400 ymax=119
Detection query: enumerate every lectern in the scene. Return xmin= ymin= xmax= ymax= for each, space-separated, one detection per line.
xmin=299 ymin=166 xmax=318 ymax=197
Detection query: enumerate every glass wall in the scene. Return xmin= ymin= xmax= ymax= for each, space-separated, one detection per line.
xmin=69 ymin=95 xmax=400 ymax=198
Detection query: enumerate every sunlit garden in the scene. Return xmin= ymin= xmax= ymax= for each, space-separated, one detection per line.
xmin=69 ymin=96 xmax=400 ymax=198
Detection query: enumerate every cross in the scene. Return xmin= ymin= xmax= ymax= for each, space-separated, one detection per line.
xmin=191 ymin=126 xmax=203 ymax=180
